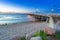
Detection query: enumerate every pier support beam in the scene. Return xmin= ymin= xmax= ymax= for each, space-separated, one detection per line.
xmin=49 ymin=16 xmax=55 ymax=29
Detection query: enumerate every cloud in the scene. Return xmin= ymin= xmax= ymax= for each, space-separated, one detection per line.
xmin=0 ymin=4 xmax=32 ymax=13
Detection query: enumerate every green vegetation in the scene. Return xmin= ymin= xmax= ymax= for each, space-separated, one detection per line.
xmin=21 ymin=30 xmax=60 ymax=40
xmin=55 ymin=32 xmax=60 ymax=40
xmin=32 ymin=30 xmax=47 ymax=40
xmin=21 ymin=36 xmax=26 ymax=40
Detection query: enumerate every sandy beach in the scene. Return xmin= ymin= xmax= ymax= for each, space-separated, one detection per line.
xmin=0 ymin=21 xmax=60 ymax=40
xmin=0 ymin=22 xmax=48 ymax=40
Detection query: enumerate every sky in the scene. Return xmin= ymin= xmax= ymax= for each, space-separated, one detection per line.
xmin=0 ymin=0 xmax=60 ymax=13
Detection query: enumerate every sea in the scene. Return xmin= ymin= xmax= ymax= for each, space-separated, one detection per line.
xmin=0 ymin=14 xmax=31 ymax=24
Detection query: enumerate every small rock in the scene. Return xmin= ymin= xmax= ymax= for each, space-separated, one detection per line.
xmin=30 ymin=36 xmax=42 ymax=40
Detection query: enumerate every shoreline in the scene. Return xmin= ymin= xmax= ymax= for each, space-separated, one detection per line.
xmin=0 ymin=21 xmax=46 ymax=26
